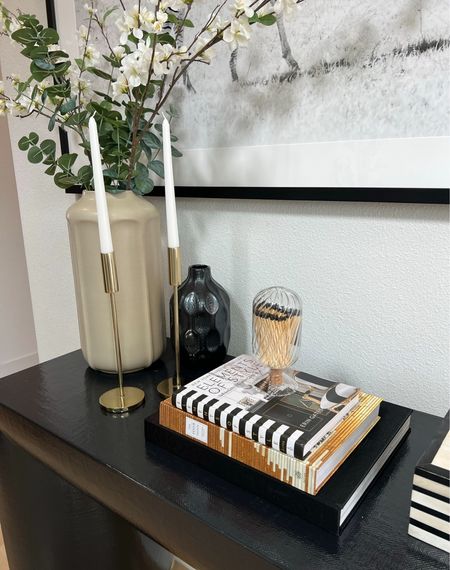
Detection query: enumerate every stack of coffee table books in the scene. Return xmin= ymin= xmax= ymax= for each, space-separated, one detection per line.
xmin=408 ymin=411 xmax=450 ymax=552
xmin=146 ymin=355 xmax=412 ymax=533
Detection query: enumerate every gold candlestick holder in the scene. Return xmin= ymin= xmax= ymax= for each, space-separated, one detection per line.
xmin=98 ymin=252 xmax=145 ymax=414
xmin=157 ymin=247 xmax=182 ymax=398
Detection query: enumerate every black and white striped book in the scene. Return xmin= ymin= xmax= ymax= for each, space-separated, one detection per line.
xmin=172 ymin=355 xmax=360 ymax=460
xmin=408 ymin=411 xmax=450 ymax=553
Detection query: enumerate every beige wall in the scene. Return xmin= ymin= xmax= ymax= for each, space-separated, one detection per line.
xmin=0 ymin=65 xmax=38 ymax=377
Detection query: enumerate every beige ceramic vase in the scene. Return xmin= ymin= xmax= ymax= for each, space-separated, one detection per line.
xmin=66 ymin=190 xmax=165 ymax=373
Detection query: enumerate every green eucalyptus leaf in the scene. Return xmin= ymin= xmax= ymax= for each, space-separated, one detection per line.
xmin=87 ymin=67 xmax=113 ymax=81
xmin=21 ymin=45 xmax=48 ymax=58
xmin=171 ymin=145 xmax=182 ymax=158
xmin=102 ymin=167 xmax=118 ymax=179
xmin=40 ymin=28 xmax=59 ymax=45
xmin=54 ymin=172 xmax=78 ymax=189
xmin=34 ymin=58 xmax=55 ymax=71
xmin=156 ymin=33 xmax=176 ymax=47
xmin=18 ymin=136 xmax=30 ymax=151
xmin=53 ymin=61 xmax=71 ymax=76
xmin=102 ymin=54 xmax=121 ymax=68
xmin=40 ymin=139 xmax=56 ymax=155
xmin=17 ymin=15 xmax=40 ymax=27
xmin=142 ymin=131 xmax=161 ymax=149
xmin=258 ymin=14 xmax=277 ymax=25
xmin=103 ymin=6 xmax=119 ymax=21
xmin=30 ymin=61 xmax=51 ymax=82
xmin=27 ymin=146 xmax=44 ymax=163
xmin=11 ymin=28 xmax=37 ymax=46
xmin=77 ymin=165 xmax=92 ymax=186
xmin=133 ymin=175 xmax=154 ymax=195
xmin=48 ymin=112 xmax=57 ymax=132
xmin=48 ymin=50 xmax=69 ymax=60
xmin=28 ymin=132 xmax=39 ymax=145
xmin=149 ymin=160 xmax=164 ymax=178
xmin=44 ymin=164 xmax=57 ymax=176
xmin=57 ymin=153 xmax=77 ymax=171
xmin=60 ymin=97 xmax=77 ymax=115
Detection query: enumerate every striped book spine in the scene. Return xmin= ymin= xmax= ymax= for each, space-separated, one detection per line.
xmin=161 ymin=393 xmax=381 ymax=494
xmin=172 ymin=388 xmax=311 ymax=459
xmin=408 ymin=477 xmax=450 ymax=553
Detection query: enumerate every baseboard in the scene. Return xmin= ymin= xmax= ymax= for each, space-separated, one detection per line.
xmin=0 ymin=352 xmax=39 ymax=378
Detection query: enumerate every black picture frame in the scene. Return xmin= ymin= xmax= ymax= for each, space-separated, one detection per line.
xmin=46 ymin=0 xmax=449 ymax=205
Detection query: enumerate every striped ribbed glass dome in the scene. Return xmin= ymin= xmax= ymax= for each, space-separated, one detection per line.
xmin=252 ymin=286 xmax=302 ymax=393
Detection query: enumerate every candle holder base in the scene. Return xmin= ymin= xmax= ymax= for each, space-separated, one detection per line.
xmin=99 ymin=386 xmax=145 ymax=414
xmin=157 ymin=377 xmax=183 ymax=399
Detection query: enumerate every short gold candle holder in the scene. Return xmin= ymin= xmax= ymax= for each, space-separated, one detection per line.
xmin=157 ymin=247 xmax=182 ymax=399
xmin=98 ymin=252 xmax=145 ymax=414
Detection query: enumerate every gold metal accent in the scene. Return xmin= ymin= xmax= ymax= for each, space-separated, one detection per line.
xmin=157 ymin=247 xmax=183 ymax=398
xmin=99 ymin=252 xmax=145 ymax=414
xmin=99 ymin=386 xmax=145 ymax=413
xmin=168 ymin=247 xmax=181 ymax=286
xmin=101 ymin=252 xmax=119 ymax=293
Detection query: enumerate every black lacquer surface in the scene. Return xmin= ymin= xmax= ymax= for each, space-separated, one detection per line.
xmin=0 ymin=348 xmax=448 ymax=570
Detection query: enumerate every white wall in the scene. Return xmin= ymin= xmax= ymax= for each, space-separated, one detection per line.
xmin=0 ymin=66 xmax=38 ymax=376
xmin=154 ymin=197 xmax=450 ymax=417
xmin=1 ymin=0 xmax=448 ymax=416
xmin=1 ymin=0 xmax=80 ymax=364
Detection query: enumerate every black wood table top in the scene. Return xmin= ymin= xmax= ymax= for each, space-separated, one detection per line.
xmin=0 ymin=347 xmax=447 ymax=570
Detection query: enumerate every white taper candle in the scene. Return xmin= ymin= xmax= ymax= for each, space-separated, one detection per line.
xmin=88 ymin=116 xmax=113 ymax=254
xmin=162 ymin=114 xmax=179 ymax=248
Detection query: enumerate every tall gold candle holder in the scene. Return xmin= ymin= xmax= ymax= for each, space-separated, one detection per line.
xmin=98 ymin=252 xmax=145 ymax=414
xmin=157 ymin=247 xmax=182 ymax=398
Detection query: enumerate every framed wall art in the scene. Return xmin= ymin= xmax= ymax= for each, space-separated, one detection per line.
xmin=47 ymin=0 xmax=450 ymax=203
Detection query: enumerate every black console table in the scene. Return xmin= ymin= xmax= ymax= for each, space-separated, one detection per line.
xmin=0 ymin=348 xmax=447 ymax=570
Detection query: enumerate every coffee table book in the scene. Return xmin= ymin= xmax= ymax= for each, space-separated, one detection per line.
xmin=158 ymin=393 xmax=381 ymax=495
xmin=145 ymin=401 xmax=412 ymax=534
xmin=171 ymin=355 xmax=360 ymax=459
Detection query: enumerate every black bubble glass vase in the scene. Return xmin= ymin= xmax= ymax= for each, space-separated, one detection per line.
xmin=171 ymin=265 xmax=231 ymax=369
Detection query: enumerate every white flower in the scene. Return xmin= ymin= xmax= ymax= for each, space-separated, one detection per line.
xmin=120 ymin=48 xmax=148 ymax=87
xmin=139 ymin=6 xmax=155 ymax=32
xmin=71 ymin=76 xmax=93 ymax=103
xmin=112 ymin=45 xmax=126 ymax=61
xmin=233 ymin=0 xmax=254 ymax=18
xmin=111 ymin=73 xmax=129 ymax=100
xmin=0 ymin=80 xmax=4 ymax=95
xmin=223 ymin=17 xmax=251 ymax=48
xmin=47 ymin=43 xmax=61 ymax=52
xmin=177 ymin=46 xmax=189 ymax=61
xmin=208 ymin=15 xmax=229 ymax=35
xmin=84 ymin=3 xmax=97 ymax=15
xmin=273 ymin=0 xmax=297 ymax=17
xmin=78 ymin=24 xmax=89 ymax=42
xmin=84 ymin=45 xmax=100 ymax=65
xmin=152 ymin=20 xmax=164 ymax=33
xmin=156 ymin=10 xmax=168 ymax=24
xmin=0 ymin=99 xmax=7 ymax=116
xmin=193 ymin=36 xmax=215 ymax=64
xmin=9 ymin=73 xmax=21 ymax=87
xmin=116 ymin=5 xmax=143 ymax=45
xmin=7 ymin=96 xmax=28 ymax=116
xmin=115 ymin=16 xmax=130 ymax=45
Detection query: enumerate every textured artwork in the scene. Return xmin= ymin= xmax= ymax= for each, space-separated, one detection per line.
xmin=174 ymin=0 xmax=450 ymax=150
xmin=76 ymin=0 xmax=450 ymax=148
xmin=72 ymin=0 xmax=450 ymax=195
